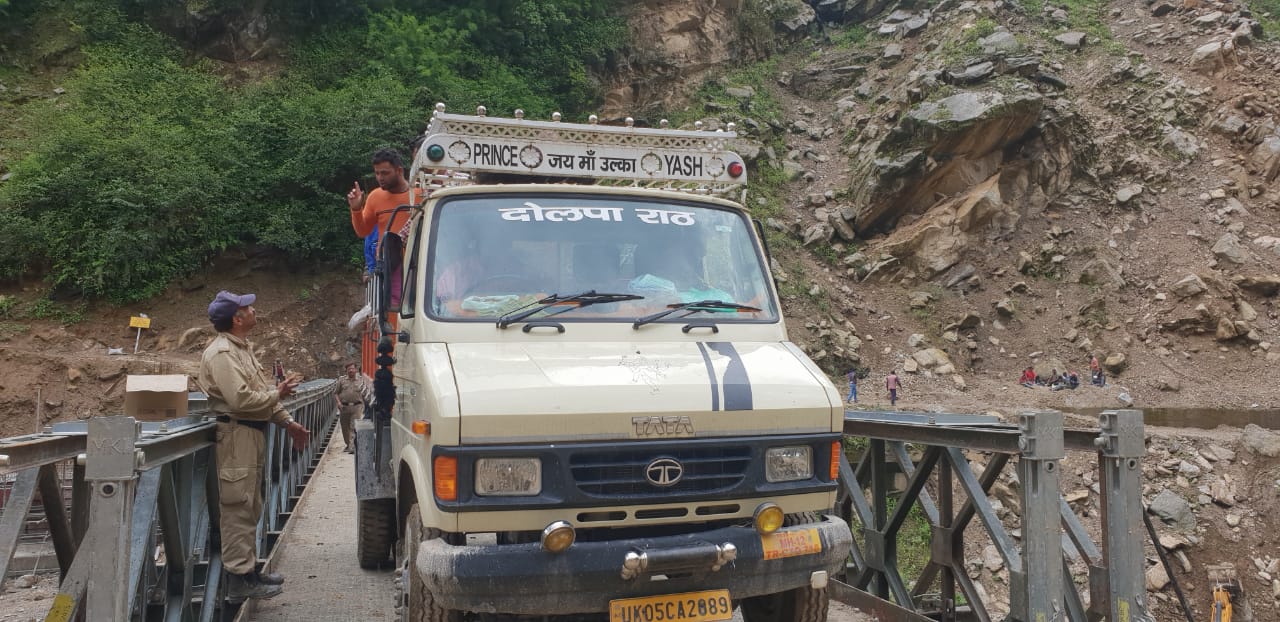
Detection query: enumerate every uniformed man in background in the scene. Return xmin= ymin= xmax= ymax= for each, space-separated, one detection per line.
xmin=198 ymin=291 xmax=311 ymax=602
xmin=334 ymin=361 xmax=371 ymax=453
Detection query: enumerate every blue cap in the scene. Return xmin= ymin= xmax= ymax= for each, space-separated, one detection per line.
xmin=208 ymin=290 xmax=256 ymax=324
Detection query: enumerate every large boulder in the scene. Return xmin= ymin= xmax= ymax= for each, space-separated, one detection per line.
xmin=912 ymin=348 xmax=954 ymax=371
xmin=1242 ymin=424 xmax=1280 ymax=457
xmin=848 ymin=89 xmax=1046 ymax=234
xmin=1251 ymin=135 xmax=1280 ymax=182
xmin=1189 ymin=39 xmax=1237 ymax=75
xmin=877 ymin=176 xmax=1018 ymax=277
xmin=1212 ymin=233 xmax=1249 ymax=264
xmin=1169 ymin=274 xmax=1207 ymax=298
xmin=1234 ymin=274 xmax=1280 ymax=296
xmin=1148 ymin=489 xmax=1197 ymax=533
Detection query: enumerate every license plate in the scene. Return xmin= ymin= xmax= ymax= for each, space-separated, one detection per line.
xmin=761 ymin=527 xmax=822 ymax=560
xmin=609 ymin=589 xmax=732 ymax=622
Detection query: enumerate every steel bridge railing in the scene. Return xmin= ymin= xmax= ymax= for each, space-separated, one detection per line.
xmin=833 ymin=409 xmax=1152 ymax=622
xmin=0 ymin=378 xmax=338 ymax=621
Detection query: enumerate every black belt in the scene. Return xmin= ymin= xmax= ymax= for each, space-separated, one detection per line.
xmin=215 ymin=415 xmax=269 ymax=431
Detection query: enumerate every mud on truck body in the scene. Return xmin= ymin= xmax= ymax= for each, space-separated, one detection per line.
xmin=354 ymin=105 xmax=853 ymax=622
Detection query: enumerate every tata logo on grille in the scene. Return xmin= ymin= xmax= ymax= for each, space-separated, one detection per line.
xmin=631 ymin=416 xmax=694 ymax=438
xmin=645 ymin=458 xmax=684 ymax=487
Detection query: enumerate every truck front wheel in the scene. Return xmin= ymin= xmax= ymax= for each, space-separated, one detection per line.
xmin=357 ymin=498 xmax=395 ymax=569
xmin=399 ymin=504 xmax=462 ymax=622
xmin=740 ymin=586 xmax=828 ymax=622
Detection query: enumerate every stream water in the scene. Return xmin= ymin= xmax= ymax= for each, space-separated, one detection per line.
xmin=1063 ymin=407 xmax=1280 ymax=431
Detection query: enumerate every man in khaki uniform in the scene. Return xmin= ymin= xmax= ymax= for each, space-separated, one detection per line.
xmin=198 ymin=291 xmax=311 ymax=602
xmin=334 ymin=362 xmax=371 ymax=453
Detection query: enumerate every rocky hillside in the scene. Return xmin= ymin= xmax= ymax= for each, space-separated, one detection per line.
xmin=656 ymin=0 xmax=1280 ymax=414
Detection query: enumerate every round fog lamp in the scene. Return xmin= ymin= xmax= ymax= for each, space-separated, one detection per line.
xmin=426 ymin=144 xmax=446 ymax=162
xmin=754 ymin=503 xmax=785 ymax=535
xmin=541 ymin=520 xmax=576 ymax=553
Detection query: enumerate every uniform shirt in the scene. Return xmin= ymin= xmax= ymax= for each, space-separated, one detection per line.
xmin=336 ymin=375 xmax=370 ymax=405
xmin=197 ymin=333 xmax=291 ymax=425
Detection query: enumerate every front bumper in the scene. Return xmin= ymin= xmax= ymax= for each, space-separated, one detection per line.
xmin=416 ymin=515 xmax=853 ymax=615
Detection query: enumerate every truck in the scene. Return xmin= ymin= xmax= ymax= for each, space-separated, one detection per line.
xmin=353 ymin=104 xmax=853 ymax=622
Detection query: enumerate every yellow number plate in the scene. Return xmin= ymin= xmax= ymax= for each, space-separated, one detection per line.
xmin=609 ymin=589 xmax=732 ymax=622
xmin=761 ymin=527 xmax=822 ymax=560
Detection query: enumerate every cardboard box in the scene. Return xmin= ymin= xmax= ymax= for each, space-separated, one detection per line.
xmin=124 ymin=375 xmax=190 ymax=421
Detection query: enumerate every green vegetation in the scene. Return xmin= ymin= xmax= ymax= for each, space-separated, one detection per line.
xmin=939 ymin=17 xmax=997 ymax=64
xmin=1015 ymin=0 xmax=1124 ymax=52
xmin=830 ymin=24 xmax=871 ymax=49
xmin=1252 ymin=0 xmax=1280 ymax=38
xmin=0 ymin=0 xmax=626 ymax=303
xmin=672 ymin=57 xmax=786 ymax=130
xmin=0 ymin=322 xmax=29 ymax=341
xmin=814 ymin=244 xmax=840 ymax=266
xmin=26 ymin=297 xmax=86 ymax=325
xmin=847 ymin=496 xmax=936 ymax=587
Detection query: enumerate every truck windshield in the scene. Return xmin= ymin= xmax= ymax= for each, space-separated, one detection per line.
xmin=425 ymin=194 xmax=779 ymax=324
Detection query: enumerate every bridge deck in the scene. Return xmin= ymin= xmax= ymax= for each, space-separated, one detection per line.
xmin=244 ymin=437 xmax=395 ymax=621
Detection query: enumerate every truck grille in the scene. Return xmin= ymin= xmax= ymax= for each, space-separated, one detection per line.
xmin=569 ymin=445 xmax=752 ymax=497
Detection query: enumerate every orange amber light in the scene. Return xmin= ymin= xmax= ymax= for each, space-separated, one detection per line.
xmin=830 ymin=441 xmax=841 ymax=481
xmin=412 ymin=420 xmax=430 ymax=436
xmin=434 ymin=456 xmax=458 ymax=501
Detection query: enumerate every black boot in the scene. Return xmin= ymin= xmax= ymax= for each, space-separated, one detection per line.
xmin=226 ymin=571 xmax=283 ymax=602
xmin=256 ymin=569 xmax=285 ymax=585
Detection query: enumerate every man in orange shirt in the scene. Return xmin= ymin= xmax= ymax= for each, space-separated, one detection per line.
xmin=349 ymin=148 xmax=414 ymax=306
xmin=348 ymin=148 xmax=413 ymax=245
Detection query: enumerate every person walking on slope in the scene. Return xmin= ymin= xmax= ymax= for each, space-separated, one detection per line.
xmin=886 ymin=371 xmax=902 ymax=408
xmin=198 ymin=291 xmax=311 ymax=602
xmin=845 ymin=368 xmax=858 ymax=404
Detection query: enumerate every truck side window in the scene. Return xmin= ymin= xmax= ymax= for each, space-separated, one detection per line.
xmin=400 ymin=217 xmax=424 ymax=318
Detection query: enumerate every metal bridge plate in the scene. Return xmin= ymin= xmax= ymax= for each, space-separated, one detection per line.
xmin=845 ymin=410 xmax=1004 ymax=427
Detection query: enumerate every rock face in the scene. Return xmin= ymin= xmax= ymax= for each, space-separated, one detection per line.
xmin=851 ymin=90 xmax=1046 ymax=233
xmin=602 ymin=0 xmax=813 ymax=114
xmin=848 ymin=89 xmax=1071 ymax=277
xmin=143 ymin=1 xmax=280 ymax=62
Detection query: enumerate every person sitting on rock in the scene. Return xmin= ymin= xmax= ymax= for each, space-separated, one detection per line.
xmin=1046 ymin=369 xmax=1061 ymax=385
xmin=1067 ymin=371 xmax=1080 ymax=389
xmin=1019 ymin=366 xmax=1036 ymax=387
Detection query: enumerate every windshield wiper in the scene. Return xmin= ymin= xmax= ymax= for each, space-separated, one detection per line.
xmin=496 ymin=291 xmax=644 ymax=329
xmin=632 ymin=300 xmax=763 ymax=330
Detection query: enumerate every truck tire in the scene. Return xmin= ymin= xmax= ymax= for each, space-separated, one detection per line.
xmin=740 ymin=585 xmax=828 ymax=622
xmin=399 ymin=504 xmax=462 ymax=622
xmin=357 ymin=498 xmax=396 ymax=569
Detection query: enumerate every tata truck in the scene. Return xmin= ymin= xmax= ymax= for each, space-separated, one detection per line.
xmin=354 ymin=105 xmax=853 ymax=622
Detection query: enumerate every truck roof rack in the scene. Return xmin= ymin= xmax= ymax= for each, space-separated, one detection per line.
xmin=408 ymin=104 xmax=749 ymax=201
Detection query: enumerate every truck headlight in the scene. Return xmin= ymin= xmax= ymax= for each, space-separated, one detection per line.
xmin=765 ymin=446 xmax=813 ymax=482
xmin=475 ymin=458 xmax=542 ymax=496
